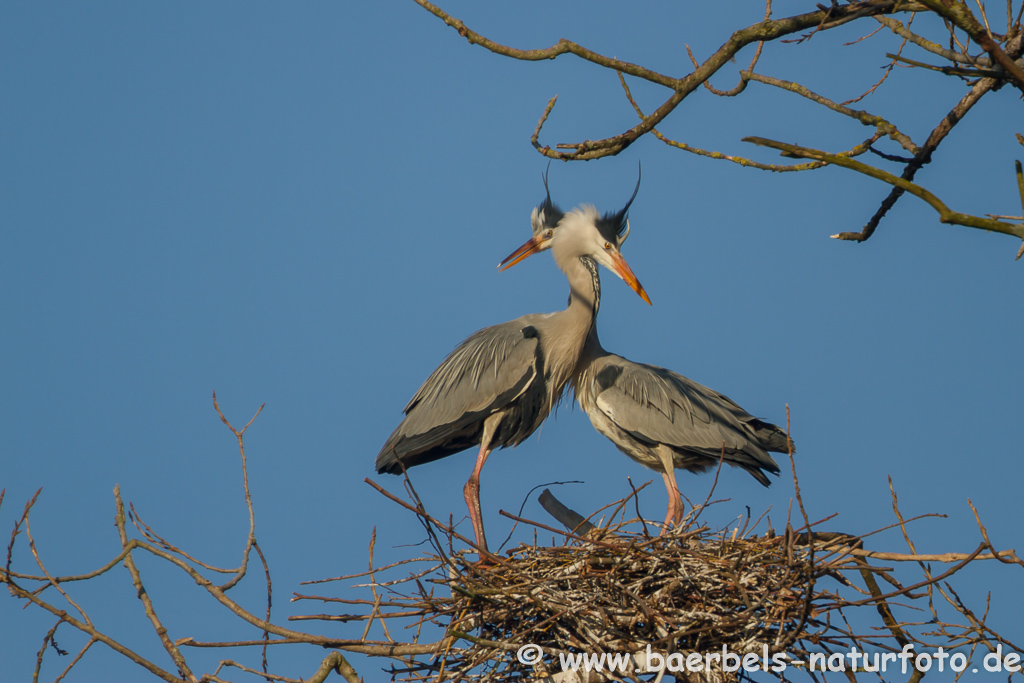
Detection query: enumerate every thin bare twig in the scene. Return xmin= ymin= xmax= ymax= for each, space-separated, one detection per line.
xmin=744 ymin=136 xmax=1024 ymax=243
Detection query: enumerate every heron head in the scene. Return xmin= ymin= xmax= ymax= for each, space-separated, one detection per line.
xmin=499 ymin=167 xmax=564 ymax=271
xmin=500 ymin=166 xmax=641 ymax=270
xmin=501 ymin=204 xmax=650 ymax=305
xmin=561 ymin=206 xmax=650 ymax=305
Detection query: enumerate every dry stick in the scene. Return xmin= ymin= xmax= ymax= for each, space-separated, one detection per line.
xmin=176 ymin=638 xmax=325 ymax=648
xmin=968 ymin=498 xmax=1024 ymax=567
xmin=690 ymin=445 xmax=726 ymax=528
xmin=616 ymin=70 xmax=824 ymax=172
xmin=854 ymin=556 xmax=913 ymax=649
xmin=499 ymin=480 xmax=585 ymax=553
xmin=842 ymin=547 xmax=1016 ymax=562
xmin=116 ymin=395 xmax=264 ymax=581
xmin=7 ymin=572 xmax=184 ymax=682
xmin=687 ymin=0 xmax=772 ymax=97
xmin=127 ymin=502 xmax=238 ymax=574
xmin=7 ymin=545 xmax=137 ymax=587
xmin=839 ymin=25 xmax=905 ymax=107
xmin=214 ymin=655 xmax=364 ymax=683
xmin=945 ymin=582 xmax=1024 ymax=654
xmin=32 ymin=619 xmax=65 ymax=683
xmin=846 ymin=20 xmax=887 ymax=45
xmin=396 ymin=465 xmax=458 ymax=565
xmin=306 ymin=652 xmax=363 ymax=683
xmin=25 ymin=517 xmax=91 ymax=628
xmin=574 ymin=479 xmax=655 ymax=532
xmin=362 ymin=478 xmax=485 ymax=560
xmin=209 ymin=660 xmax=303 ymax=683
xmin=874 ymin=14 xmax=984 ymax=63
xmin=846 ymin=511 xmax=946 ymax=544
xmin=497 ymin=509 xmax=624 ymax=551
xmin=413 ymin=0 xmax=918 ymax=161
xmin=625 ymin=477 xmax=652 ymax=539
xmin=211 ymin=390 xmax=264 ymax=591
xmin=830 ymin=31 xmax=1020 ymax=243
xmin=824 ymin=543 xmax=988 ymax=610
xmin=0 ymin=487 xmax=6 ymax=575
xmin=113 ymin=485 xmax=198 ymax=682
xmin=290 ymin=609 xmax=433 ymax=623
xmin=113 ymin=487 xmax=444 ymax=656
xmin=52 ymin=637 xmax=97 ymax=683
xmin=744 ymin=136 xmax=1024 ymax=242
xmin=619 ymin=68 xmax=888 ymax=173
xmin=919 ymin=0 xmax=1024 ymax=91
xmin=6 ymin=488 xmax=41 ymax=580
xmin=886 ymin=476 xmax=932 ymax=589
xmin=776 ymin=405 xmax=816 ymax=653
xmin=976 ymin=0 xmax=994 ymax=38
xmin=591 ymin=483 xmax=647 ymax=533
xmin=1015 ymin=160 xmax=1024 ymax=259
xmin=742 ymin=71 xmax=918 ymax=153
xmin=253 ymin=540 xmax=273 ymax=675
xmin=307 ymin=566 xmax=442 ymax=593
xmin=299 ymin=555 xmax=436 ymax=585
xmin=885 ymin=51 xmax=1006 ymax=76
xmin=361 ymin=528 xmax=395 ymax=643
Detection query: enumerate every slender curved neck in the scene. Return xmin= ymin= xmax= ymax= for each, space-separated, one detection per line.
xmin=535 ymin=254 xmax=601 ymax=403
xmin=579 ymin=268 xmax=607 ymax=362
xmin=585 ymin=320 xmax=603 ymax=353
xmin=569 ymin=267 xmax=608 ymax=401
xmin=563 ymin=255 xmax=601 ymax=320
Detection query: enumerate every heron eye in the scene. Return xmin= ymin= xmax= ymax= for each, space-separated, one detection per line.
xmin=544 ymin=230 xmax=554 ymax=239
xmin=603 ymin=242 xmax=612 ymax=249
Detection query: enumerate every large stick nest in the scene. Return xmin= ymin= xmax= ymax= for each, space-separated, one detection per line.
xmin=6 ymin=402 xmax=1022 ymax=683
xmin=298 ymin=480 xmax=898 ymax=682
xmin=438 ymin=520 xmax=817 ymax=681
xmin=291 ymin=477 xmax=1023 ymax=683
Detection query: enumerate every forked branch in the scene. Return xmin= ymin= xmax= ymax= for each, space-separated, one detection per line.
xmin=744 ymin=136 xmax=1024 ymax=249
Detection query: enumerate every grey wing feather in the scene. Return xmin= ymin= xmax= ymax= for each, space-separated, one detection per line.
xmin=592 ymin=356 xmax=784 ymax=478
xmin=375 ymin=322 xmax=541 ymax=472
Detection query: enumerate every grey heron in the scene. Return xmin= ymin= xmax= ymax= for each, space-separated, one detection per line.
xmin=376 ymin=195 xmax=652 ymax=552
xmin=499 ymin=183 xmax=792 ymax=532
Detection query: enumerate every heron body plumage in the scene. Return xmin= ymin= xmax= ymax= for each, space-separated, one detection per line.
xmin=573 ymin=329 xmax=785 ymax=488
xmin=377 ymin=203 xmax=649 ymax=552
xmin=375 ymin=318 xmax=551 ymax=474
xmin=499 ymin=176 xmax=792 ymax=531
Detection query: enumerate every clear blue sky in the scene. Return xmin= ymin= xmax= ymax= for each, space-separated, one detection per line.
xmin=3 ymin=2 xmax=1021 ymax=680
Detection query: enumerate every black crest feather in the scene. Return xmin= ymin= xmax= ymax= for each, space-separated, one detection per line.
xmin=536 ymin=162 xmax=565 ymax=232
xmin=596 ymin=163 xmax=641 ymax=246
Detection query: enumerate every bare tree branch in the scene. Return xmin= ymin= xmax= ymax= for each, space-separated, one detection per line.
xmin=413 ymin=0 xmax=1023 ymax=251
xmin=745 ymin=136 xmax=1024 ymax=243
xmin=918 ymin=0 xmax=1024 ymax=90
xmin=413 ymin=0 xmax=928 ymax=160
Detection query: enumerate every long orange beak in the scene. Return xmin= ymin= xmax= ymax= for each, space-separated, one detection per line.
xmin=610 ymin=251 xmax=652 ymax=305
xmin=498 ymin=235 xmax=544 ymax=271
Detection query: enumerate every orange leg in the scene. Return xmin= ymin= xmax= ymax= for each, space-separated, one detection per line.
xmin=463 ymin=444 xmax=492 ymax=552
xmin=660 ymin=471 xmax=683 ymax=533
xmin=463 ymin=415 xmax=501 ymax=553
xmin=656 ymin=448 xmax=682 ymax=535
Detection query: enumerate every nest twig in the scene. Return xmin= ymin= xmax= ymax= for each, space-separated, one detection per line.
xmin=6 ymin=400 xmax=1021 ymax=682
xmin=292 ymin=478 xmax=1023 ymax=683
